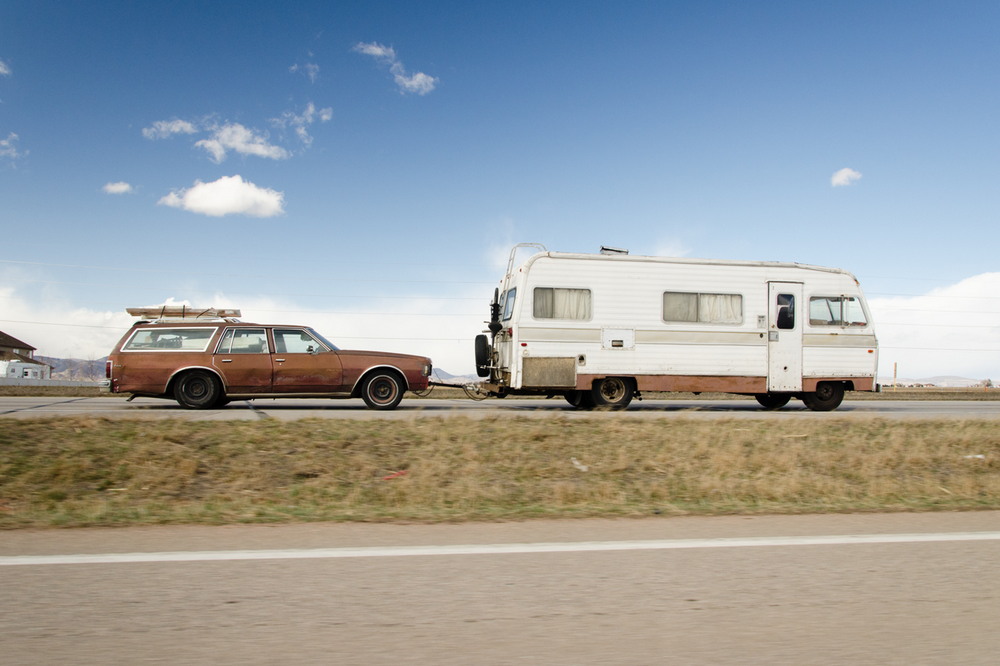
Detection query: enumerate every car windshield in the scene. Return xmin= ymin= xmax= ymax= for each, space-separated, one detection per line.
xmin=307 ymin=328 xmax=340 ymax=351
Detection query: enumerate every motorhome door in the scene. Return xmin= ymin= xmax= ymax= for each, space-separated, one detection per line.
xmin=767 ymin=282 xmax=803 ymax=392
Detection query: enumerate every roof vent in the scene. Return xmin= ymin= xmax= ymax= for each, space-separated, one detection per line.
xmin=599 ymin=246 xmax=629 ymax=255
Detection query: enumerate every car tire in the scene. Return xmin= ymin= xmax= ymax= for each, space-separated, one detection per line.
xmin=173 ymin=370 xmax=222 ymax=409
xmin=361 ymin=371 xmax=405 ymax=410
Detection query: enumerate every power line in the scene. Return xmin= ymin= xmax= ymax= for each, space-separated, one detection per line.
xmin=0 ymin=258 xmax=496 ymax=284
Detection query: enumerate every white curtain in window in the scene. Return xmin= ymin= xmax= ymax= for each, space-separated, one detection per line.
xmin=662 ymin=292 xmax=698 ymax=322
xmin=534 ymin=288 xmax=591 ymax=319
xmin=664 ymin=292 xmax=741 ymax=323
xmin=698 ymin=294 xmax=742 ymax=324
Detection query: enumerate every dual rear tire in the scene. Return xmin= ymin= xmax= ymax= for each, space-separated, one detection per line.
xmin=566 ymin=377 xmax=635 ymax=411
xmin=755 ymin=382 xmax=846 ymax=412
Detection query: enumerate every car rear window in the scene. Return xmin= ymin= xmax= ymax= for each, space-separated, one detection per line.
xmin=122 ymin=327 xmax=218 ymax=351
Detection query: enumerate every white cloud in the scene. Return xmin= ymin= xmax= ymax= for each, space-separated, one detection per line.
xmin=0 ymin=132 xmax=23 ymax=161
xmin=354 ymin=42 xmax=396 ymax=60
xmin=158 ymin=175 xmax=285 ymax=218
xmin=9 ymin=268 xmax=998 ymax=380
xmin=271 ymin=102 xmax=333 ymax=147
xmin=831 ymin=167 xmax=862 ymax=187
xmin=0 ymin=255 xmax=487 ymax=375
xmin=653 ymin=238 xmax=692 ymax=257
xmin=868 ymin=272 xmax=1000 ymax=380
xmin=142 ymin=119 xmax=198 ymax=140
xmin=0 ymin=281 xmax=132 ymax=361
xmin=195 ymin=123 xmax=290 ymax=163
xmin=102 ymin=181 xmax=134 ymax=195
xmin=229 ymin=295 xmax=485 ymax=376
xmin=392 ymin=68 xmax=438 ymax=96
xmin=0 ymin=59 xmax=11 ymax=76
xmin=290 ymin=62 xmax=320 ymax=83
xmin=353 ymin=41 xmax=439 ymax=95
xmin=145 ymin=110 xmax=329 ymax=161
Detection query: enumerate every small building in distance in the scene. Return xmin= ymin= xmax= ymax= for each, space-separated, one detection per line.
xmin=0 ymin=331 xmax=53 ymax=380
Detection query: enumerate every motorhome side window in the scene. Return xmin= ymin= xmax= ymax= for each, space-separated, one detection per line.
xmin=809 ymin=296 xmax=868 ymax=327
xmin=662 ymin=292 xmax=743 ymax=324
xmin=501 ymin=288 xmax=517 ymax=321
xmin=533 ymin=287 xmax=592 ymax=320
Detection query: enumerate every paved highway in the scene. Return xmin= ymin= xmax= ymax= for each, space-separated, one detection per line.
xmin=3 ymin=512 xmax=1000 ymax=664
xmin=2 ymin=395 xmax=999 ymax=420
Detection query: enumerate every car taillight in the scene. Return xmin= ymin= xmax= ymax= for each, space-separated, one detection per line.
xmin=106 ymin=360 xmax=112 ymax=378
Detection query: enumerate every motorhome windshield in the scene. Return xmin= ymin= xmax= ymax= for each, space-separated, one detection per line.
xmin=501 ymin=288 xmax=517 ymax=321
xmin=809 ymin=296 xmax=868 ymax=327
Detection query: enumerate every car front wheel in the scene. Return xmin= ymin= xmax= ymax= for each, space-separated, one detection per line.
xmin=361 ymin=371 xmax=405 ymax=410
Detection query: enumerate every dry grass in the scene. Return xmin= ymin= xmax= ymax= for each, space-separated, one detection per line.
xmin=2 ymin=416 xmax=998 ymax=528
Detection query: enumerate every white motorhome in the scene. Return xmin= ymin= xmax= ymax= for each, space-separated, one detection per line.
xmin=474 ymin=244 xmax=878 ymax=411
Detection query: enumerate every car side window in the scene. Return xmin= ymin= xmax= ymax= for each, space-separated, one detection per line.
xmin=273 ymin=329 xmax=324 ymax=354
xmin=122 ymin=327 xmax=217 ymax=351
xmin=217 ymin=328 xmax=268 ymax=353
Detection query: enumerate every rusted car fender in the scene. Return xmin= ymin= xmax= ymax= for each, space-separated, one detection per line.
xmin=349 ymin=364 xmax=411 ymax=396
xmin=165 ymin=365 xmax=226 ymax=394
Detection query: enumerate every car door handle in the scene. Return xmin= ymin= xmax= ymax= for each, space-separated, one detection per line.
xmin=221 ymin=359 xmax=232 ymax=363
xmin=275 ymin=358 xmax=285 ymax=362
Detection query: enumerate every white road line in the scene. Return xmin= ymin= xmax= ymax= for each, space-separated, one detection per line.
xmin=3 ymin=532 xmax=1000 ymax=566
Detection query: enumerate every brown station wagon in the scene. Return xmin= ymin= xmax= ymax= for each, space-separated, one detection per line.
xmin=105 ymin=307 xmax=432 ymax=410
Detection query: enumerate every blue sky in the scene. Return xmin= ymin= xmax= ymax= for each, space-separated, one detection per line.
xmin=2 ymin=1 xmax=999 ymax=380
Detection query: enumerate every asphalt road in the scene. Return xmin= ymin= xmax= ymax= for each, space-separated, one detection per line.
xmin=1 ymin=395 xmax=999 ymax=420
xmin=3 ymin=512 xmax=1000 ymax=665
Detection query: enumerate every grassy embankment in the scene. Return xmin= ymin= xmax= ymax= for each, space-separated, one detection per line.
xmin=2 ymin=415 xmax=998 ymax=528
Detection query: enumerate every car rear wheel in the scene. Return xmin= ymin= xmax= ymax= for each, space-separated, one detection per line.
xmin=361 ymin=371 xmax=405 ymax=410
xmin=173 ymin=370 xmax=222 ymax=409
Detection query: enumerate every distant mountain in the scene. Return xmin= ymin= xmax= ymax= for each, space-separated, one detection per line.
xmin=431 ymin=368 xmax=480 ymax=385
xmin=889 ymin=376 xmax=989 ymax=388
xmin=37 ymin=356 xmax=108 ymax=381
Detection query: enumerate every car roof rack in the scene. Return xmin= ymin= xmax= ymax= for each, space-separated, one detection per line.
xmin=126 ymin=306 xmax=242 ymax=322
